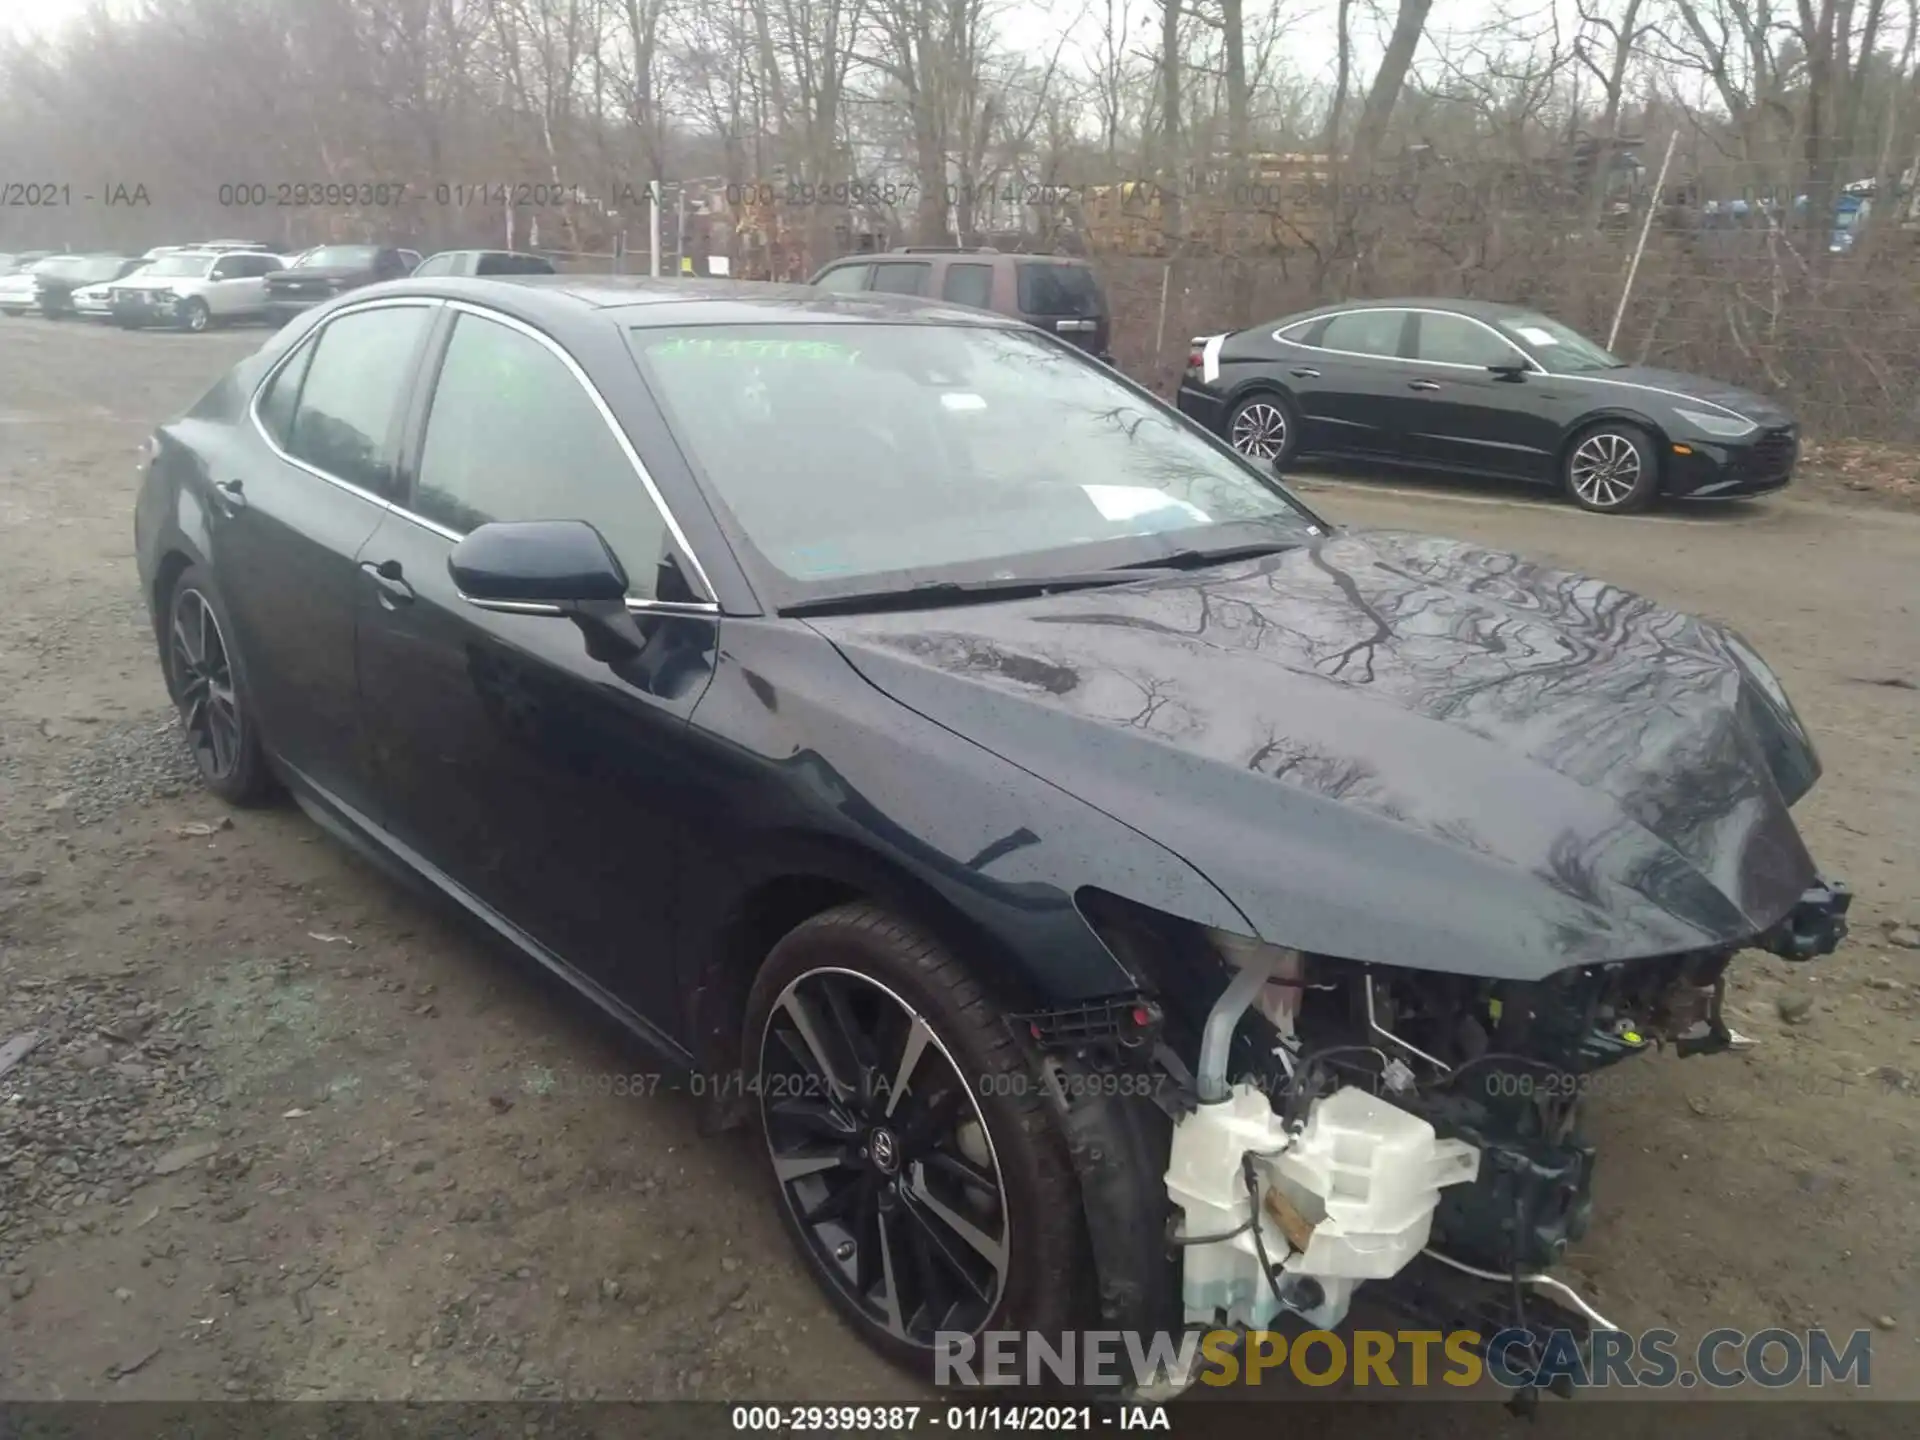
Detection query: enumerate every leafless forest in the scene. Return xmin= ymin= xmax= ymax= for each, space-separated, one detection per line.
xmin=4 ymin=0 xmax=1920 ymax=444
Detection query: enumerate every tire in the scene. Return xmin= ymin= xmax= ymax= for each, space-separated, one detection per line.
xmin=743 ymin=903 xmax=1093 ymax=1385
xmin=1563 ymin=420 xmax=1660 ymax=513
xmin=162 ymin=566 xmax=275 ymax=805
xmin=1226 ymin=389 xmax=1299 ymax=469
xmin=178 ymin=297 xmax=211 ymax=333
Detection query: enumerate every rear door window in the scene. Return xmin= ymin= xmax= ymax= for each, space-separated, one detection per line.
xmin=1318 ymin=309 xmax=1411 ymax=358
xmin=476 ymin=253 xmax=553 ymax=275
xmin=257 ymin=340 xmax=316 ymax=448
xmin=942 ymin=263 xmax=995 ymax=309
xmin=1015 ymin=262 xmax=1103 ymax=317
xmin=812 ymin=263 xmax=872 ymax=293
xmin=283 ymin=306 xmax=432 ymax=497
xmin=869 ymin=262 xmax=931 ymax=296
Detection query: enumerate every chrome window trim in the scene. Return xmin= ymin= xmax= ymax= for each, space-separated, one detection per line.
xmin=1274 ymin=306 xmax=1548 ymax=375
xmin=451 ymin=591 xmax=718 ymax=619
xmin=399 ymin=300 xmax=718 ymax=604
xmin=627 ymin=596 xmax=720 ymax=616
xmin=245 ymin=295 xmax=444 ymax=509
xmin=455 ymin=590 xmax=567 ymax=616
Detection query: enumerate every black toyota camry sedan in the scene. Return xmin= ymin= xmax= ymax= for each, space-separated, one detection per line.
xmin=1178 ymin=298 xmax=1801 ymax=513
xmin=135 ymin=276 xmax=1847 ymax=1392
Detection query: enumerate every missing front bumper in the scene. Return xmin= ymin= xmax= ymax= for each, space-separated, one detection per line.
xmin=1756 ymin=878 xmax=1851 ymax=961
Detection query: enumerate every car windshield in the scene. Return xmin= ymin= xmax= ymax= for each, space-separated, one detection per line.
xmin=629 ymin=322 xmax=1317 ymax=603
xmin=142 ymin=255 xmax=211 ymax=277
xmin=1495 ymin=312 xmax=1625 ymax=374
xmin=299 ymin=246 xmax=376 ymax=268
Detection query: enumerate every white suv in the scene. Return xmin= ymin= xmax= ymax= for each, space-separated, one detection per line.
xmin=108 ymin=248 xmax=284 ymax=331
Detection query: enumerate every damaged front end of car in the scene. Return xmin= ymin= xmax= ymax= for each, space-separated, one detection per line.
xmin=1021 ymin=877 xmax=1850 ymax=1400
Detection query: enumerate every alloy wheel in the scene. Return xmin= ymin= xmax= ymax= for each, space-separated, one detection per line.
xmin=1569 ymin=432 xmax=1642 ymax=509
xmin=759 ymin=966 xmax=1009 ymax=1347
xmin=1230 ymin=400 xmax=1288 ymax=461
xmin=169 ymin=587 xmax=243 ymax=779
xmin=184 ymin=300 xmax=210 ymax=333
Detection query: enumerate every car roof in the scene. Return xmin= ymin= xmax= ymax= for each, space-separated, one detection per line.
xmin=1276 ymin=296 xmax=1543 ymax=325
xmin=356 ymin=275 xmax=1024 ymax=330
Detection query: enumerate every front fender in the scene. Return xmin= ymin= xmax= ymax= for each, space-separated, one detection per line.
xmin=679 ymin=618 xmax=1255 ymax=1013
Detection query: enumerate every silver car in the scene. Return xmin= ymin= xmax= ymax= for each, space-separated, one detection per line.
xmin=108 ymin=248 xmax=284 ymax=331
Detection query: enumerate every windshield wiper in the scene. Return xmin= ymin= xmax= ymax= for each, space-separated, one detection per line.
xmin=781 ymin=572 xmax=1160 ymax=618
xmin=1110 ymin=540 xmax=1301 ymax=571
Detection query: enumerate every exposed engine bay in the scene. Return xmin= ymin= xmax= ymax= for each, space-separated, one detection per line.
xmin=1033 ymin=879 xmax=1852 ymax=1394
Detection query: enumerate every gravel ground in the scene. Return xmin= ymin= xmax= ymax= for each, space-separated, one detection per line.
xmin=0 ymin=314 xmax=1915 ymax=1412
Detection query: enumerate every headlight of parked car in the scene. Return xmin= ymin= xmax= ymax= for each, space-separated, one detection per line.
xmin=1673 ymin=407 xmax=1758 ymax=439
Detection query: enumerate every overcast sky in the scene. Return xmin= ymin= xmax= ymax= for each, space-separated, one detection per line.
xmin=4 ymin=0 xmax=1533 ymax=72
xmin=2 ymin=0 xmax=1810 ymax=114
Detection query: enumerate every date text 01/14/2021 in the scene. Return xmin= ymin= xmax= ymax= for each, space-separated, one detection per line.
xmin=729 ymin=1405 xmax=1171 ymax=1431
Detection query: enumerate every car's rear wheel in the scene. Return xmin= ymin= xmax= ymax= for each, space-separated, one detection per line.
xmin=164 ymin=567 xmax=274 ymax=805
xmin=744 ymin=903 xmax=1091 ymax=1382
xmin=1564 ymin=422 xmax=1659 ymax=513
xmin=179 ymin=298 xmax=211 ymax=333
xmin=1227 ymin=389 xmax=1299 ymax=469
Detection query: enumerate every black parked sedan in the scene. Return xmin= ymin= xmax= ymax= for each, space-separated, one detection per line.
xmin=135 ymin=277 xmax=1846 ymax=1388
xmin=1178 ymin=298 xmax=1801 ymax=513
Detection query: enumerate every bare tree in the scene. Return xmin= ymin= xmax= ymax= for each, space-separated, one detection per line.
xmin=1350 ymin=0 xmax=1436 ymax=172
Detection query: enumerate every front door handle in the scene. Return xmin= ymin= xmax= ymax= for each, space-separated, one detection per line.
xmin=214 ymin=479 xmax=246 ymax=513
xmin=1289 ymin=367 xmax=1321 ymax=378
xmin=1407 ymin=379 xmax=1443 ymax=392
xmin=360 ymin=558 xmax=415 ymax=607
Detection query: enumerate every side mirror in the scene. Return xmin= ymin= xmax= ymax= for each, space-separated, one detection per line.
xmin=448 ymin=520 xmax=628 ymax=612
xmin=1488 ymin=361 xmax=1528 ymax=380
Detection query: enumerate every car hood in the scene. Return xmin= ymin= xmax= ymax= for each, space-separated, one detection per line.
xmin=805 ymin=530 xmax=1823 ymax=980
xmin=113 ymin=275 xmax=194 ymax=292
xmin=268 ymin=266 xmax=368 ymax=285
xmin=1591 ymin=365 xmax=1795 ymax=426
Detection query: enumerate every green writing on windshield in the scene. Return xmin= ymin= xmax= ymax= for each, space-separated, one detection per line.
xmin=647 ymin=336 xmax=863 ymax=363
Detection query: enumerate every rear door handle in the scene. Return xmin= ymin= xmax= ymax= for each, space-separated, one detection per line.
xmin=1408 ymin=379 xmax=1443 ymax=392
xmin=214 ymin=479 xmax=246 ymax=512
xmin=1289 ymin=367 xmax=1321 ymax=378
xmin=360 ymin=558 xmax=415 ymax=607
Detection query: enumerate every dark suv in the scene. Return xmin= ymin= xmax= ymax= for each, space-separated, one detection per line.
xmin=808 ymin=246 xmax=1114 ymax=363
xmin=264 ymin=245 xmax=411 ymax=325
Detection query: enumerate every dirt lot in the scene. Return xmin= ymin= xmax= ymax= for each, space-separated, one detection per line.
xmin=1 ymin=316 xmax=1916 ymax=1407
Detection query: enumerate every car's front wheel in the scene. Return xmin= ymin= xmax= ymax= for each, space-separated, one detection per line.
xmin=164 ymin=566 xmax=274 ymax=804
xmin=1227 ymin=389 xmax=1299 ymax=469
xmin=1564 ymin=421 xmax=1659 ymax=513
xmin=178 ymin=298 xmax=211 ymax=333
xmin=743 ymin=903 xmax=1091 ymax=1382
